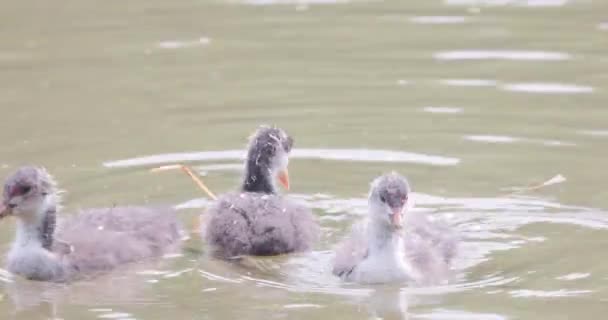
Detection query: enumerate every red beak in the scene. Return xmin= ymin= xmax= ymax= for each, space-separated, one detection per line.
xmin=278 ymin=169 xmax=290 ymax=190
xmin=391 ymin=209 xmax=403 ymax=228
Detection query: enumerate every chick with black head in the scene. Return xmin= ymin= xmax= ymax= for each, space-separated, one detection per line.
xmin=204 ymin=125 xmax=318 ymax=258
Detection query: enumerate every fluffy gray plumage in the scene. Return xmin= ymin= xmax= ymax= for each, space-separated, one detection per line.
xmin=1 ymin=166 xmax=183 ymax=282
xmin=204 ymin=126 xmax=318 ymax=258
xmin=205 ymin=192 xmax=317 ymax=257
xmin=333 ymin=172 xmax=458 ymax=285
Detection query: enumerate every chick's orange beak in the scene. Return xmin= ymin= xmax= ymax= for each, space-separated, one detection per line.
xmin=391 ymin=209 xmax=403 ymax=228
xmin=278 ymin=169 xmax=290 ymax=190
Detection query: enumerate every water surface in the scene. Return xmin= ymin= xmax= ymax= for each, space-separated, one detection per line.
xmin=1 ymin=0 xmax=608 ymax=319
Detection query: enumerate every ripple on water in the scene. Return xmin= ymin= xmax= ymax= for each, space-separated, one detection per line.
xmin=239 ymin=0 xmax=348 ymax=4
xmin=434 ymin=50 xmax=570 ymax=61
xmin=556 ymin=273 xmax=590 ymax=281
xmin=103 ymin=148 xmax=460 ymax=168
xmin=578 ymin=130 xmax=608 ymax=137
xmin=181 ymin=188 xmax=608 ymax=296
xmin=157 ymin=37 xmax=210 ymax=50
xmin=414 ymin=309 xmax=507 ymax=320
xmin=464 ymin=135 xmax=575 ymax=147
xmin=440 ymin=79 xmax=499 ymax=87
xmin=501 ymin=82 xmax=594 ymax=94
xmin=444 ymin=0 xmax=568 ymax=6
xmin=422 ymin=106 xmax=464 ymax=114
xmin=409 ymin=16 xmax=468 ymax=24
xmin=509 ymin=289 xmax=592 ymax=298
xmin=464 ymin=135 xmax=520 ymax=144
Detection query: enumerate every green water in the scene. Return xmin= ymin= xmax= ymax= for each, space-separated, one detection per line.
xmin=1 ymin=0 xmax=608 ymax=319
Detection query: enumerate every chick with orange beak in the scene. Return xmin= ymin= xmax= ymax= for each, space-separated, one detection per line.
xmin=204 ymin=126 xmax=318 ymax=258
xmin=368 ymin=173 xmax=409 ymax=230
xmin=333 ymin=173 xmax=459 ymax=285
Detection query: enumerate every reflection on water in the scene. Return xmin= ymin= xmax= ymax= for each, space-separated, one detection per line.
xmin=464 ymin=135 xmax=575 ymax=147
xmin=408 ymin=16 xmax=469 ymax=25
xmin=422 ymin=107 xmax=463 ymax=114
xmin=501 ymin=82 xmax=594 ymax=94
xmin=444 ymin=0 xmax=569 ymax=7
xmin=157 ymin=37 xmax=211 ymax=50
xmin=1 ymin=0 xmax=608 ymax=319
xmin=103 ymin=148 xmax=461 ymax=168
xmin=433 ymin=50 xmax=570 ymax=61
xmin=439 ymin=79 xmax=498 ymax=87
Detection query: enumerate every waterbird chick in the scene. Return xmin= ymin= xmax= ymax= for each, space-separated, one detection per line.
xmin=332 ymin=172 xmax=458 ymax=285
xmin=0 ymin=166 xmax=183 ymax=282
xmin=204 ymin=126 xmax=318 ymax=258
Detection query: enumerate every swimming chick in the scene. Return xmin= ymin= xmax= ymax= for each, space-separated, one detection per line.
xmin=204 ymin=126 xmax=318 ymax=258
xmin=333 ymin=172 xmax=458 ymax=285
xmin=0 ymin=166 xmax=183 ymax=282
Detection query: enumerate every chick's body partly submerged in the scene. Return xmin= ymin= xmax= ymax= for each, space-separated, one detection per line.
xmin=333 ymin=173 xmax=458 ymax=285
xmin=205 ymin=192 xmax=316 ymax=257
xmin=203 ymin=126 xmax=318 ymax=258
xmin=1 ymin=167 xmax=183 ymax=282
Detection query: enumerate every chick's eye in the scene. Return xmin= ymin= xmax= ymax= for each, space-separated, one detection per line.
xmin=379 ymin=195 xmax=386 ymax=203
xmin=20 ymin=186 xmax=31 ymax=195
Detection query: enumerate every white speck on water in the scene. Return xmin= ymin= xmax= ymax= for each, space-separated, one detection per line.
xmin=137 ymin=270 xmax=169 ymax=276
xmin=396 ymin=79 xmax=409 ymax=86
xmin=444 ymin=0 xmax=569 ymax=7
xmin=502 ymin=83 xmax=593 ymax=94
xmin=578 ymin=130 xmax=608 ymax=137
xmin=158 ymin=37 xmax=211 ymax=49
xmin=440 ymin=78 xmax=498 ymax=87
xmin=542 ymin=140 xmax=575 ymax=147
xmin=242 ymin=0 xmax=349 ymax=5
xmin=202 ymin=287 xmax=218 ymax=292
xmin=97 ymin=313 xmax=132 ymax=319
xmin=163 ymin=268 xmax=193 ymax=278
xmin=599 ymin=22 xmax=608 ymax=31
xmin=90 ymin=309 xmax=114 ymax=313
xmin=465 ymin=135 xmax=520 ymax=143
xmin=510 ymin=289 xmax=592 ymax=298
xmin=283 ymin=304 xmax=324 ymax=309
xmin=409 ymin=16 xmax=468 ymax=24
xmin=434 ymin=50 xmax=570 ymax=61
xmin=423 ymin=106 xmax=464 ymax=114
xmin=557 ymin=273 xmax=590 ymax=281
xmin=528 ymin=237 xmax=546 ymax=242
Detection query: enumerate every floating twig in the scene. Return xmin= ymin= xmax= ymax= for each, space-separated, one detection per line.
xmin=151 ymin=164 xmax=217 ymax=200
xmin=503 ymin=174 xmax=567 ymax=195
